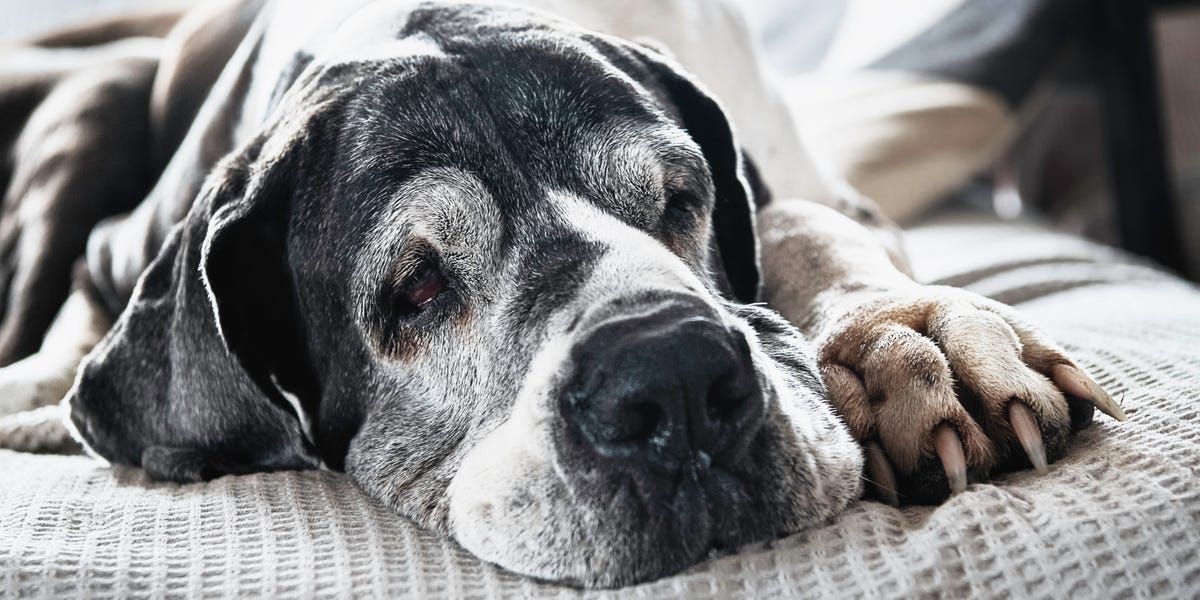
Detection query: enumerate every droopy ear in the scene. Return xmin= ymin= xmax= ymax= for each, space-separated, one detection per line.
xmin=66 ymin=124 xmax=321 ymax=483
xmin=633 ymin=46 xmax=764 ymax=303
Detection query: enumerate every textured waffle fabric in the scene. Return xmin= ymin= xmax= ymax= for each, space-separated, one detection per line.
xmin=2 ymin=210 xmax=1199 ymax=598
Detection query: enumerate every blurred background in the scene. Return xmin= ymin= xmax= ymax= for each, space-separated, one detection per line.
xmin=5 ymin=0 xmax=1199 ymax=278
xmin=739 ymin=0 xmax=1200 ymax=280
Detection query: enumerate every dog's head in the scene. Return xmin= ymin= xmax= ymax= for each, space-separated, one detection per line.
xmin=67 ymin=2 xmax=861 ymax=587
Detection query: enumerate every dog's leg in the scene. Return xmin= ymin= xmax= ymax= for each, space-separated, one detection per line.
xmin=0 ymin=283 xmax=106 ymax=451
xmin=0 ymin=43 xmax=159 ymax=365
xmin=0 ymin=283 xmax=111 ymax=418
xmin=758 ymin=196 xmax=1122 ymax=505
xmin=27 ymin=8 xmax=184 ymax=48
xmin=0 ymin=0 xmax=257 ymax=368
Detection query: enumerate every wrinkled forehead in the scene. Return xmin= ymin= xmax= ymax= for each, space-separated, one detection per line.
xmin=332 ymin=30 xmax=709 ymax=211
xmin=368 ymin=166 xmax=503 ymax=253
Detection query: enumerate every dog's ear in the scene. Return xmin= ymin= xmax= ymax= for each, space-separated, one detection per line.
xmin=633 ymin=46 xmax=763 ymax=303
xmin=66 ymin=119 xmax=323 ymax=482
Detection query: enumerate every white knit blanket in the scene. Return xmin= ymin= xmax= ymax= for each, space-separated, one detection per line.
xmin=2 ymin=211 xmax=1198 ymax=598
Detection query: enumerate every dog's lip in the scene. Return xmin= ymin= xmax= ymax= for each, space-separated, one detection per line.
xmin=552 ymin=409 xmax=761 ymax=510
xmin=669 ymin=450 xmax=731 ymax=497
xmin=653 ymin=468 xmax=765 ymax=574
xmin=547 ymin=407 xmax=775 ymax=567
xmin=538 ymin=440 xmax=783 ymax=587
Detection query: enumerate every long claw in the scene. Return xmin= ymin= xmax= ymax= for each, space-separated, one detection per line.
xmin=1051 ymin=364 xmax=1127 ymax=421
xmin=1008 ymin=402 xmax=1048 ymax=474
xmin=934 ymin=425 xmax=968 ymax=495
xmin=864 ymin=441 xmax=900 ymax=507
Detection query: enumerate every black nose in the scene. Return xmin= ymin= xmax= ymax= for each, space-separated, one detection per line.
xmin=563 ymin=300 xmax=765 ymax=486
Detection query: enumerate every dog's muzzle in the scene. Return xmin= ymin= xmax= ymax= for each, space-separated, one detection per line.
xmin=561 ymin=295 xmax=766 ymax=503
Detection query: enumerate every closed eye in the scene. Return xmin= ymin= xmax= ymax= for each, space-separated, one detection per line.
xmin=386 ymin=237 xmax=452 ymax=319
xmin=661 ymin=189 xmax=704 ymax=225
xmin=365 ymin=241 xmax=463 ymax=360
xmin=395 ymin=261 xmax=447 ymax=316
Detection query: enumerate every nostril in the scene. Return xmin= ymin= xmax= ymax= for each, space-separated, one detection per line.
xmin=581 ymin=395 xmax=665 ymax=448
xmin=706 ymin=374 xmax=750 ymax=424
xmin=613 ymin=401 xmax=664 ymax=444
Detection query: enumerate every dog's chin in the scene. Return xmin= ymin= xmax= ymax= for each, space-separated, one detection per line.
xmin=449 ymin=457 xmax=737 ymax=587
xmin=446 ymin=393 xmax=862 ymax=588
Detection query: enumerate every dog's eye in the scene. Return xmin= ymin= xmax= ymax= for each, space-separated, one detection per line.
xmin=395 ymin=262 xmax=446 ymax=316
xmin=663 ymin=190 xmax=701 ymax=221
xmin=662 ymin=189 xmax=700 ymax=225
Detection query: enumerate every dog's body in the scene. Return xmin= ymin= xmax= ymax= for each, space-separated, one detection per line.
xmin=0 ymin=0 xmax=1122 ymax=587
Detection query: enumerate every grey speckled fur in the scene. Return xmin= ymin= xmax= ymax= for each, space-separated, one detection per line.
xmin=51 ymin=2 xmax=862 ymax=588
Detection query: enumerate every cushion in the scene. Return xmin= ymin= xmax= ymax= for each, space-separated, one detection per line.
xmin=3 ymin=209 xmax=1198 ymax=598
xmin=741 ymin=0 xmax=1091 ymax=222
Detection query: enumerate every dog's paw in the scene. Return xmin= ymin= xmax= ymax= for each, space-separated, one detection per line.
xmin=816 ymin=284 xmax=1125 ymax=504
xmin=0 ymin=354 xmax=76 ymax=417
xmin=0 ymin=405 xmax=80 ymax=453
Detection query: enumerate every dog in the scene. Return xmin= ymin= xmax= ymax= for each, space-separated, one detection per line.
xmin=0 ymin=0 xmax=1125 ymax=587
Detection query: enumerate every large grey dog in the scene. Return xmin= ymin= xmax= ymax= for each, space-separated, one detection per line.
xmin=0 ymin=0 xmax=1124 ymax=587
